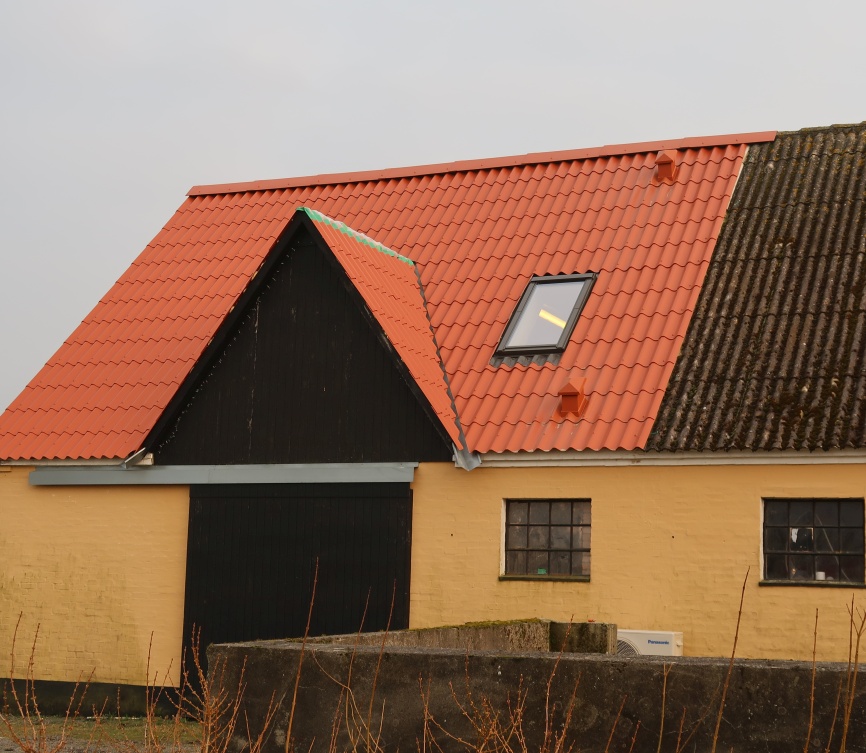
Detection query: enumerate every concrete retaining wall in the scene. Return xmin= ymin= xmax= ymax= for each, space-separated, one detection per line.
xmin=299 ymin=619 xmax=616 ymax=654
xmin=209 ymin=639 xmax=866 ymax=753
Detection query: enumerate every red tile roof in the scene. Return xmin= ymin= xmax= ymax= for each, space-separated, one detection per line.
xmin=0 ymin=132 xmax=775 ymax=461
xmin=300 ymin=207 xmax=463 ymax=448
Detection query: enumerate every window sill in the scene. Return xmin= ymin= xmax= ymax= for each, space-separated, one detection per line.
xmin=499 ymin=574 xmax=590 ymax=583
xmin=759 ymin=579 xmax=866 ymax=588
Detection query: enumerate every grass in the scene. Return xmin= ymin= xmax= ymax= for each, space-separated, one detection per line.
xmin=0 ymin=717 xmax=200 ymax=746
xmin=0 ymin=615 xmax=278 ymax=753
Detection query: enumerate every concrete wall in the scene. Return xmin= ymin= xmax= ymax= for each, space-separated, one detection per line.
xmin=302 ymin=619 xmax=616 ymax=654
xmin=0 ymin=466 xmax=188 ymax=685
xmin=410 ymin=461 xmax=866 ymax=662
xmin=210 ymin=639 xmax=866 ymax=753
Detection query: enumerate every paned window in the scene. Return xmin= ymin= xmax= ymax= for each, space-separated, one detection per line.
xmin=504 ymin=499 xmax=591 ymax=578
xmin=496 ymin=274 xmax=595 ymax=356
xmin=763 ymin=498 xmax=865 ymax=584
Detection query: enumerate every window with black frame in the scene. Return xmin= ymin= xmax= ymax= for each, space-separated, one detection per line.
xmin=495 ymin=274 xmax=595 ymax=356
xmin=763 ymin=498 xmax=865 ymax=584
xmin=504 ymin=499 xmax=590 ymax=579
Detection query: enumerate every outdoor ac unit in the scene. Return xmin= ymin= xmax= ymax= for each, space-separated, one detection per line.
xmin=616 ymin=629 xmax=683 ymax=657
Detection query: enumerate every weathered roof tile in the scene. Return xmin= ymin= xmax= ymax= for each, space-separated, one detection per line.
xmin=649 ymin=123 xmax=866 ymax=452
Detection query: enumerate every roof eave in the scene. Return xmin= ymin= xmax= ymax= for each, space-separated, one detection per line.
xmin=480 ymin=448 xmax=866 ymax=468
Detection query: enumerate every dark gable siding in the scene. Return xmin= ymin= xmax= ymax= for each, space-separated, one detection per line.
xmin=649 ymin=124 xmax=866 ymax=451
xmin=153 ymin=227 xmax=452 ymax=464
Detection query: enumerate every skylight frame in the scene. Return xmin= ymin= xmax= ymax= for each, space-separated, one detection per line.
xmin=495 ymin=273 xmax=596 ymax=357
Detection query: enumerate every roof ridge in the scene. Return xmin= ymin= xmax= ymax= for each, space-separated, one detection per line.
xmin=189 ymin=131 xmax=776 ymax=197
xmin=300 ymin=207 xmax=415 ymax=266
xmin=777 ymin=121 xmax=866 ymax=136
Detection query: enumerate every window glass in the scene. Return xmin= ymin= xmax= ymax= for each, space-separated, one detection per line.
xmin=504 ymin=280 xmax=587 ymax=350
xmin=529 ymin=501 xmax=550 ymax=524
xmin=571 ymin=552 xmax=591 ymax=577
xmin=764 ymin=500 xmax=788 ymax=526
xmin=504 ymin=499 xmax=591 ymax=579
xmin=509 ymin=501 xmax=529 ymax=525
xmin=841 ymin=501 xmax=864 ymax=527
xmin=550 ymin=526 xmax=571 ymax=550
xmin=497 ymin=275 xmax=595 ymax=355
xmin=551 ymin=502 xmax=572 ymax=525
xmin=763 ymin=498 xmax=865 ymax=584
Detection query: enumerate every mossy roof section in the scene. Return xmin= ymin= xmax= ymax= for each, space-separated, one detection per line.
xmin=648 ymin=123 xmax=866 ymax=451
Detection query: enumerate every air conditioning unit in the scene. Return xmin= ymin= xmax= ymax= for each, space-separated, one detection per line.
xmin=616 ymin=629 xmax=683 ymax=657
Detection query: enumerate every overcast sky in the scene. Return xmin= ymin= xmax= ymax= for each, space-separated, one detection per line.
xmin=1 ymin=0 xmax=864 ymax=412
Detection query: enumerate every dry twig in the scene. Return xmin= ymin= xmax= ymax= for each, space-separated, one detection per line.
xmin=710 ymin=567 xmax=749 ymax=753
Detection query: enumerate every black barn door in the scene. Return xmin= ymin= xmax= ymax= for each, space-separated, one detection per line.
xmin=183 ymin=482 xmax=412 ymax=659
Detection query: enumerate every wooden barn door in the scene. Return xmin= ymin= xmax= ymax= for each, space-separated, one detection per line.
xmin=182 ymin=482 xmax=412 ymax=660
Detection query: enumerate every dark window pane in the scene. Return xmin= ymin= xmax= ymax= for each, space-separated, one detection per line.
xmin=528 ymin=551 xmax=548 ymax=575
xmin=529 ymin=502 xmax=550 ymax=524
xmin=573 ymin=525 xmax=590 ymax=550
xmin=814 ymin=528 xmax=839 ymax=553
xmin=815 ymin=555 xmax=840 ymax=581
xmin=550 ymin=551 xmax=570 ymax=575
xmin=506 ymin=525 xmax=527 ymax=550
xmin=765 ymin=554 xmax=788 ymax=580
xmin=508 ymin=501 xmax=528 ymax=525
xmin=572 ymin=552 xmax=590 ymax=576
xmin=840 ymin=528 xmax=865 ymax=554
xmin=790 ymin=527 xmax=814 ymax=552
xmin=551 ymin=502 xmax=571 ymax=525
xmin=573 ymin=501 xmax=590 ymax=525
xmin=789 ymin=555 xmax=814 ymax=581
xmin=815 ymin=501 xmax=839 ymax=527
xmin=764 ymin=527 xmax=788 ymax=552
xmin=504 ymin=499 xmax=592 ymax=579
xmin=789 ymin=501 xmax=813 ymax=526
xmin=840 ymin=501 xmax=864 ymax=527
xmin=506 ymin=550 xmax=527 ymax=574
xmin=764 ymin=500 xmax=788 ymax=526
xmin=528 ymin=526 xmax=549 ymax=549
xmin=839 ymin=556 xmax=865 ymax=583
xmin=550 ymin=526 xmax=571 ymax=550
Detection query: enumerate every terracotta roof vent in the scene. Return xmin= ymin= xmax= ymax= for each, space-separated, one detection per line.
xmin=656 ymin=150 xmax=679 ymax=181
xmin=558 ymin=377 xmax=589 ymax=418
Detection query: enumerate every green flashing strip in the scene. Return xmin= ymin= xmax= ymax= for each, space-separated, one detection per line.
xmin=300 ymin=207 xmax=414 ymax=267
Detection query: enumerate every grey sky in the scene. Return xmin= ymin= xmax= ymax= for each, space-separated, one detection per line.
xmin=1 ymin=0 xmax=863 ymax=412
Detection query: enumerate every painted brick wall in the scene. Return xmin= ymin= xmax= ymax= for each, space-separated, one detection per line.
xmin=0 ymin=467 xmax=188 ymax=685
xmin=410 ymin=461 xmax=866 ymax=662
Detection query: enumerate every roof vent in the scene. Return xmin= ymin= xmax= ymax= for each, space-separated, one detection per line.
xmin=655 ymin=150 xmax=678 ymax=181
xmin=559 ymin=377 xmax=589 ymax=418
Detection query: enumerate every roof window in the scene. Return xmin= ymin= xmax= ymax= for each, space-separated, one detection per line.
xmin=496 ymin=274 xmax=595 ymax=356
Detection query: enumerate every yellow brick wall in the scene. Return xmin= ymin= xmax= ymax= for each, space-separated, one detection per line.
xmin=410 ymin=461 xmax=866 ymax=662
xmin=0 ymin=467 xmax=188 ymax=685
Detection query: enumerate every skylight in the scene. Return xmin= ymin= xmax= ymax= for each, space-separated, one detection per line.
xmin=496 ymin=274 xmax=595 ymax=355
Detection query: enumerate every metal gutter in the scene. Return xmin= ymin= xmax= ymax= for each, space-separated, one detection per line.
xmin=480 ymin=449 xmax=866 ymax=468
xmin=29 ymin=462 xmax=419 ymax=486
xmin=453 ymin=446 xmax=482 ymax=471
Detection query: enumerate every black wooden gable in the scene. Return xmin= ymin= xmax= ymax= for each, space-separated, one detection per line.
xmin=150 ymin=217 xmax=453 ymax=465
